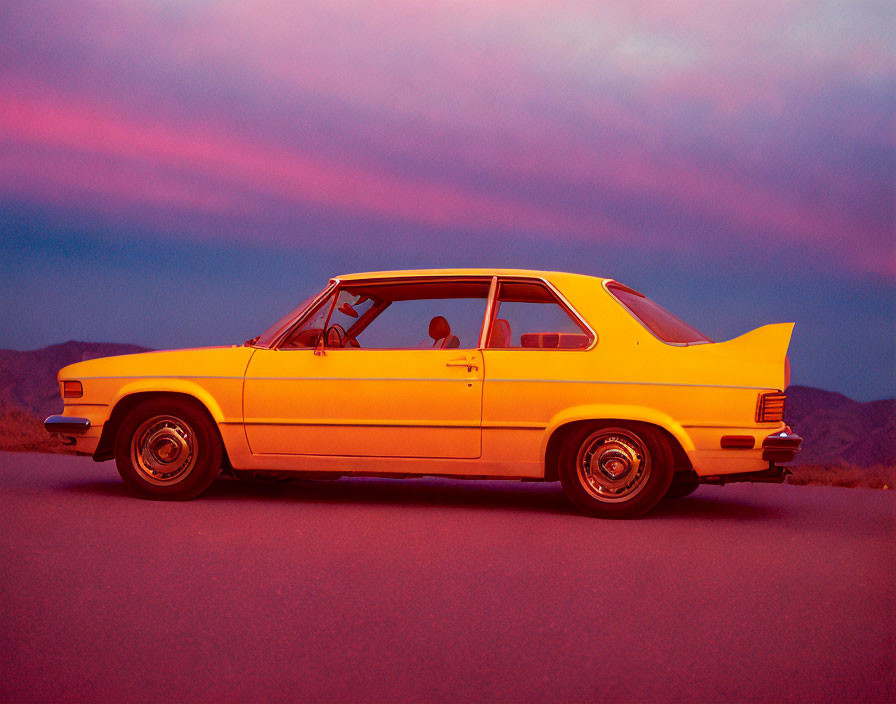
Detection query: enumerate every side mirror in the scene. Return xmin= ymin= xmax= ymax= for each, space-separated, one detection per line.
xmin=338 ymin=302 xmax=359 ymax=318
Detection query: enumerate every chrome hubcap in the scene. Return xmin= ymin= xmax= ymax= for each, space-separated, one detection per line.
xmin=131 ymin=415 xmax=196 ymax=485
xmin=577 ymin=428 xmax=650 ymax=503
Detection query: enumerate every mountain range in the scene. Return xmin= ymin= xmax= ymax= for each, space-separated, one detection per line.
xmin=0 ymin=341 xmax=151 ymax=452
xmin=0 ymin=341 xmax=893 ymax=466
xmin=784 ymin=385 xmax=894 ymax=466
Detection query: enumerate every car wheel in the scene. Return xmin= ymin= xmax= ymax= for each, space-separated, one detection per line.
xmin=665 ymin=477 xmax=700 ymax=499
xmin=558 ymin=423 xmax=674 ymax=518
xmin=114 ymin=397 xmax=222 ymax=500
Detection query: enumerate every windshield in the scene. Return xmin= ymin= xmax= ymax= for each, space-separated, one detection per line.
xmin=606 ymin=281 xmax=712 ymax=345
xmin=250 ymin=284 xmax=331 ymax=348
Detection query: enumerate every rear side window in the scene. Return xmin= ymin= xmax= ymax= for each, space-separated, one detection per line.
xmin=486 ymin=280 xmax=593 ymax=349
xmin=606 ymin=282 xmax=711 ymax=345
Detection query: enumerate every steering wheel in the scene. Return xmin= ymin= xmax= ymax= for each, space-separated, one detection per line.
xmin=326 ymin=324 xmax=345 ymax=348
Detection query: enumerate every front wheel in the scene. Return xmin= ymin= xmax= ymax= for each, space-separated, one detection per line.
xmin=558 ymin=423 xmax=674 ymax=518
xmin=114 ymin=398 xmax=223 ymax=500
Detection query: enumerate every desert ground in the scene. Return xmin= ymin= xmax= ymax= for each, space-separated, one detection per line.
xmin=1 ymin=451 xmax=893 ymax=703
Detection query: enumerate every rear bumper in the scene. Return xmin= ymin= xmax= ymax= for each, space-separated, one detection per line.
xmin=761 ymin=431 xmax=802 ymax=463
xmin=694 ymin=430 xmax=802 ymax=485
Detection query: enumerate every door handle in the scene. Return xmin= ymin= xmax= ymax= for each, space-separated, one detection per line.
xmin=446 ymin=358 xmax=479 ymax=372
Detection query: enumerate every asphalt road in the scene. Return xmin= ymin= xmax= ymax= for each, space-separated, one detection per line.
xmin=1 ymin=452 xmax=893 ymax=704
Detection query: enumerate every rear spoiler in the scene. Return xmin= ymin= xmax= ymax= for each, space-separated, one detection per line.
xmin=680 ymin=322 xmax=794 ymax=391
xmin=715 ymin=323 xmax=794 ymax=363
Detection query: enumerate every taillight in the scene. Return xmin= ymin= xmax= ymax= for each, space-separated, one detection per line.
xmin=756 ymin=392 xmax=786 ymax=423
xmin=62 ymin=381 xmax=83 ymax=398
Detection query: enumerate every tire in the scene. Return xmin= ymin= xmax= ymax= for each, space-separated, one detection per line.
xmin=665 ymin=477 xmax=700 ymax=500
xmin=114 ymin=397 xmax=223 ymax=500
xmin=558 ymin=423 xmax=674 ymax=518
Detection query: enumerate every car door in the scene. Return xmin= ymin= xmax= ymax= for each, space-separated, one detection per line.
xmin=243 ymin=278 xmax=489 ymax=459
xmin=480 ymin=277 xmax=597 ymax=471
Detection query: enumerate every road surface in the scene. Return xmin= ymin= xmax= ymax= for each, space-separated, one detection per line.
xmin=1 ymin=451 xmax=893 ymax=703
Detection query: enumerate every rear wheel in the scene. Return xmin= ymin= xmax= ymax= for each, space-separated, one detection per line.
xmin=558 ymin=423 xmax=674 ymax=518
xmin=114 ymin=397 xmax=222 ymax=499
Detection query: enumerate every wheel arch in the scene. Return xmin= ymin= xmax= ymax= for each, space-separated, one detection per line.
xmin=541 ymin=405 xmax=694 ymax=482
xmin=93 ymin=387 xmax=227 ymax=463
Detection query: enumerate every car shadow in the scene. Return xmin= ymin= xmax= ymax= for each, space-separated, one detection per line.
xmin=67 ymin=475 xmax=783 ymax=521
xmin=651 ymin=493 xmax=784 ymax=521
xmin=205 ymin=475 xmax=577 ymax=515
xmin=67 ymin=480 xmax=132 ymax=498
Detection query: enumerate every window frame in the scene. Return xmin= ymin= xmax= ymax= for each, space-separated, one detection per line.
xmin=482 ymin=276 xmax=597 ymax=352
xmin=270 ymin=275 xmax=598 ymax=352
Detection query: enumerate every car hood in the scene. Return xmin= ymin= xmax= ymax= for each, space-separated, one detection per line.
xmin=58 ymin=346 xmax=256 ymax=381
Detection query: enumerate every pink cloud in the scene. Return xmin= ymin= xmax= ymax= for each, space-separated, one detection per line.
xmin=0 ymin=1 xmax=892 ymax=276
xmin=0 ymin=91 xmax=624 ymax=239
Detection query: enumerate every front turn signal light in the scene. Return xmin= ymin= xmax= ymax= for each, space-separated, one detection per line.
xmin=756 ymin=392 xmax=786 ymax=423
xmin=62 ymin=381 xmax=83 ymax=398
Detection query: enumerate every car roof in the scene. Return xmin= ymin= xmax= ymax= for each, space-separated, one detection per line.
xmin=334 ymin=268 xmax=609 ymax=284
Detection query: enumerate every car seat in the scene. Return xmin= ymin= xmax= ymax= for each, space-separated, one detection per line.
xmin=490 ymin=318 xmax=512 ymax=347
xmin=427 ymin=316 xmax=452 ymax=348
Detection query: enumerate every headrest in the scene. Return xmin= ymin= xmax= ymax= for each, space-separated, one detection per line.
xmin=491 ymin=318 xmax=511 ymax=347
xmin=429 ymin=316 xmax=450 ymax=341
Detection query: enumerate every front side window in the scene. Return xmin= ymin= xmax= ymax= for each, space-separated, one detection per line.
xmin=281 ymin=278 xmax=491 ymax=350
xmin=606 ymin=282 xmax=711 ymax=345
xmin=486 ymin=280 xmax=593 ymax=349
xmin=279 ymin=288 xmax=378 ymax=349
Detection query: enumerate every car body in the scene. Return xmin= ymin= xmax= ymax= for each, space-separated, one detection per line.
xmin=45 ymin=268 xmax=801 ymax=517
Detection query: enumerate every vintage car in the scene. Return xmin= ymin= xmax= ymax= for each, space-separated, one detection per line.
xmin=45 ymin=269 xmax=801 ymax=517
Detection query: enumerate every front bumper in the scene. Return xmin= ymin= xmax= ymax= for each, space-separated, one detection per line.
xmin=44 ymin=415 xmax=91 ymax=445
xmin=44 ymin=415 xmax=91 ymax=434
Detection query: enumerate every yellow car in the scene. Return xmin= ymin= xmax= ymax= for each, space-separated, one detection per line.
xmin=44 ymin=269 xmax=801 ymax=517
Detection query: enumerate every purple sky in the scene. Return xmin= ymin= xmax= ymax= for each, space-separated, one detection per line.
xmin=1 ymin=1 xmax=893 ymax=399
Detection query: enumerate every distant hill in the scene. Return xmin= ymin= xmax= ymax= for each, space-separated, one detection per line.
xmin=0 ymin=342 xmax=893 ymax=468
xmin=0 ymin=341 xmax=151 ymax=452
xmin=785 ymin=385 xmax=895 ymax=467
xmin=0 ymin=341 xmax=152 ymax=419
